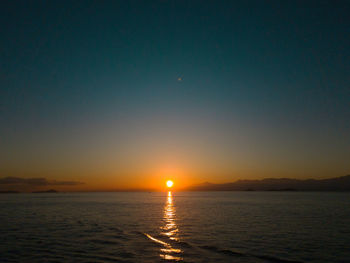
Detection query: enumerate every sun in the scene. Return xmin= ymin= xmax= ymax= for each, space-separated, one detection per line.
xmin=166 ymin=180 xmax=174 ymax=188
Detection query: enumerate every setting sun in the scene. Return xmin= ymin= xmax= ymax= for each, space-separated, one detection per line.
xmin=166 ymin=180 xmax=174 ymax=188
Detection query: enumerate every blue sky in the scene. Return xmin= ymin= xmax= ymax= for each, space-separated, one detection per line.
xmin=0 ymin=1 xmax=349 ymax=189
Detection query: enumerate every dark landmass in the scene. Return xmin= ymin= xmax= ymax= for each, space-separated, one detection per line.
xmin=32 ymin=189 xmax=58 ymax=193
xmin=0 ymin=190 xmax=20 ymax=194
xmin=0 ymin=176 xmax=83 ymax=186
xmin=185 ymin=175 xmax=350 ymax=191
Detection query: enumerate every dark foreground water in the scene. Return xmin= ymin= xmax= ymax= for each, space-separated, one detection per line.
xmin=0 ymin=192 xmax=349 ymax=263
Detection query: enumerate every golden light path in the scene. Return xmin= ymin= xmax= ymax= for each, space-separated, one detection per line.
xmin=145 ymin=191 xmax=182 ymax=261
xmin=160 ymin=191 xmax=182 ymax=260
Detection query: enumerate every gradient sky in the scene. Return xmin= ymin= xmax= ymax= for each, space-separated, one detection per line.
xmin=1 ymin=1 xmax=349 ymax=191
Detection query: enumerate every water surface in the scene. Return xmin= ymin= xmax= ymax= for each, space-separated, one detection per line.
xmin=0 ymin=191 xmax=349 ymax=262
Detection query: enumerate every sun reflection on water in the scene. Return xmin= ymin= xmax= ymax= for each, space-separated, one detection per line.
xmin=159 ymin=191 xmax=182 ymax=260
xmin=145 ymin=191 xmax=182 ymax=261
xmin=161 ymin=191 xmax=179 ymax=240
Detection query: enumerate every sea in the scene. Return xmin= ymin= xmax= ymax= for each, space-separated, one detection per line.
xmin=0 ymin=191 xmax=349 ymax=263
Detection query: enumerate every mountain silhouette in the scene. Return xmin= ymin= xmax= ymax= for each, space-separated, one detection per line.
xmin=185 ymin=175 xmax=350 ymax=191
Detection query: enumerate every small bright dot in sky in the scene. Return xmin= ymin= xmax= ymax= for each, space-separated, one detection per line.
xmin=166 ymin=180 xmax=174 ymax=188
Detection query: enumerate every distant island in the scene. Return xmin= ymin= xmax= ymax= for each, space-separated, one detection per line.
xmin=32 ymin=189 xmax=58 ymax=193
xmin=185 ymin=175 xmax=350 ymax=191
xmin=0 ymin=190 xmax=19 ymax=194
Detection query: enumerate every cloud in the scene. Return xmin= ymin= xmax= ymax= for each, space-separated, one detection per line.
xmin=0 ymin=177 xmax=84 ymax=186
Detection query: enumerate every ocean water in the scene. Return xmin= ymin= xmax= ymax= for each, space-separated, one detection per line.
xmin=0 ymin=192 xmax=349 ymax=263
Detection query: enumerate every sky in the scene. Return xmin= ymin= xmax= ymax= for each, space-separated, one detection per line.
xmin=0 ymin=0 xmax=349 ymax=191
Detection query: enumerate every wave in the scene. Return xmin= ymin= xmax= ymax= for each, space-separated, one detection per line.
xmin=199 ymin=245 xmax=245 ymax=257
xmin=143 ymin=238 xmax=304 ymax=263
xmin=254 ymin=254 xmax=303 ymax=263
xmin=199 ymin=245 xmax=303 ymax=263
xmin=89 ymin=239 xmax=120 ymax=245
